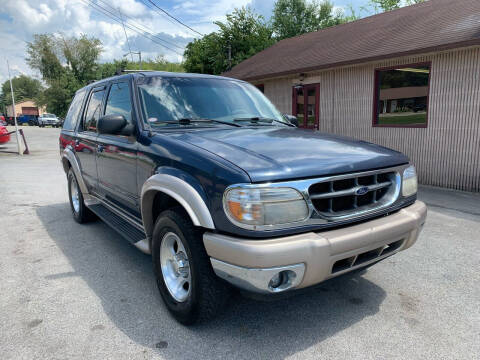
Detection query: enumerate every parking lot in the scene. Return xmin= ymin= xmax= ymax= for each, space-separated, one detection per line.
xmin=0 ymin=127 xmax=479 ymax=359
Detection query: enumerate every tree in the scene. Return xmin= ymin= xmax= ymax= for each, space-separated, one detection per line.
xmin=60 ymin=34 xmax=102 ymax=84
xmin=184 ymin=7 xmax=274 ymax=74
xmin=0 ymin=75 xmax=43 ymax=114
xmin=368 ymin=0 xmax=400 ymax=12
xmin=26 ymin=33 xmax=102 ymax=116
xmin=271 ymin=0 xmax=345 ymax=40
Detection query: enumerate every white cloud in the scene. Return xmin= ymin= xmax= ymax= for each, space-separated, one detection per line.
xmin=0 ymin=0 xmax=278 ymax=86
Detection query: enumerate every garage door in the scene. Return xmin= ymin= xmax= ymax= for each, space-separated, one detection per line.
xmin=22 ymin=107 xmax=39 ymax=115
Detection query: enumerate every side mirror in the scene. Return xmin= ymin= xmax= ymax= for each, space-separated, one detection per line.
xmin=283 ymin=114 xmax=298 ymax=127
xmin=98 ymin=114 xmax=132 ymax=135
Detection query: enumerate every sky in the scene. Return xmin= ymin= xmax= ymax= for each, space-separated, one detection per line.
xmin=0 ymin=0 xmax=372 ymax=85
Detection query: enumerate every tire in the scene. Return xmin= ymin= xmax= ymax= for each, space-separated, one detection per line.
xmin=67 ymin=169 xmax=95 ymax=223
xmin=152 ymin=207 xmax=229 ymax=325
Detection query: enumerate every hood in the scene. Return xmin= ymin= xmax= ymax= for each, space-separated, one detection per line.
xmin=169 ymin=127 xmax=409 ymax=182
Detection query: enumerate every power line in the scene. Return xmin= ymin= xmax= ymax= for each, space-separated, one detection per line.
xmin=117 ymin=7 xmax=133 ymax=61
xmin=82 ymin=0 xmax=184 ymax=55
xmin=96 ymin=0 xmax=185 ymax=50
xmin=88 ymin=0 xmax=184 ymax=51
xmin=146 ymin=0 xmax=204 ymax=36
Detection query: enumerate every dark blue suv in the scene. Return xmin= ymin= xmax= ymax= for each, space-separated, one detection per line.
xmin=60 ymin=71 xmax=426 ymax=324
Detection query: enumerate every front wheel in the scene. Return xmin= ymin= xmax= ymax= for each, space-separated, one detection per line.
xmin=152 ymin=208 xmax=229 ymax=324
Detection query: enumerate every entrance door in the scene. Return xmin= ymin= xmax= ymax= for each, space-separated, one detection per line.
xmin=292 ymin=83 xmax=319 ymax=129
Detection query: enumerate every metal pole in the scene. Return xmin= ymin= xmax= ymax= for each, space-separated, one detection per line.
xmin=118 ymin=8 xmax=134 ymax=62
xmin=7 ymin=60 xmax=22 ymax=155
xmin=138 ymin=51 xmax=141 ymax=70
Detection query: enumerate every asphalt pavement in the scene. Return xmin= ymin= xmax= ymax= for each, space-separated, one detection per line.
xmin=1 ymin=127 xmax=479 ymax=359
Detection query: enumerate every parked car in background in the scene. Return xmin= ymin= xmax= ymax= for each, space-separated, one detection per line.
xmin=0 ymin=115 xmax=7 ymax=126
xmin=0 ymin=124 xmax=11 ymax=144
xmin=39 ymin=113 xmax=61 ymax=127
xmin=60 ymin=72 xmax=427 ymax=324
xmin=18 ymin=114 xmax=38 ymax=126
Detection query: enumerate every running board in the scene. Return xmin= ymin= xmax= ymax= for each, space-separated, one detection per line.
xmin=88 ymin=203 xmax=150 ymax=254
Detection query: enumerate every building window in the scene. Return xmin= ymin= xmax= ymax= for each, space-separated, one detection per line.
xmin=373 ymin=62 xmax=430 ymax=128
xmin=255 ymin=84 xmax=264 ymax=93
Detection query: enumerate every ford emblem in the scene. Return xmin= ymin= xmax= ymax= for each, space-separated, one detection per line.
xmin=356 ymin=186 xmax=369 ymax=195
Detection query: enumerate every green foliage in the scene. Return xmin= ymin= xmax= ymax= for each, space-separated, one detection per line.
xmin=272 ymin=0 xmax=346 ymax=40
xmin=26 ymin=33 xmax=102 ymax=117
xmin=184 ymin=7 xmax=274 ymax=74
xmin=25 ymin=34 xmax=183 ymax=117
xmin=0 ymin=74 xmax=43 ymax=108
xmin=60 ymin=34 xmax=103 ymax=84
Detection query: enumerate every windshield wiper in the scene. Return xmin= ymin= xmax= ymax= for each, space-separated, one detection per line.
xmin=233 ymin=117 xmax=293 ymax=127
xmin=178 ymin=118 xmax=242 ymax=127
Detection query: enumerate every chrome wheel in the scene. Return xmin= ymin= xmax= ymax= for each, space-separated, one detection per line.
xmin=70 ymin=176 xmax=80 ymax=213
xmin=160 ymin=232 xmax=191 ymax=302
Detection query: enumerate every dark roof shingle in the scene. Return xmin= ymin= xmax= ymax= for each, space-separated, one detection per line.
xmin=224 ymin=0 xmax=480 ymax=80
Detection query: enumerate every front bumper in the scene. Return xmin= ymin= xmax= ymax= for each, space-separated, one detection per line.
xmin=203 ymin=201 xmax=427 ymax=294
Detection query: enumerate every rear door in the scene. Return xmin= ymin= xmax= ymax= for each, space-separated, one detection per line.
xmin=76 ymin=86 xmax=106 ymax=192
xmin=96 ymin=80 xmax=139 ymax=215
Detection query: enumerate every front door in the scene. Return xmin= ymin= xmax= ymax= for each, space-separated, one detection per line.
xmin=292 ymin=83 xmax=319 ymax=129
xmin=96 ymin=81 xmax=139 ymax=216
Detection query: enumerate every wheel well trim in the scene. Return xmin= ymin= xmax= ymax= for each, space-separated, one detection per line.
xmin=61 ymin=147 xmax=89 ymax=195
xmin=141 ymin=174 xmax=215 ymax=238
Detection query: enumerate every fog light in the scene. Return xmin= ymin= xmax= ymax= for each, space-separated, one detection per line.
xmin=268 ymin=270 xmax=297 ymax=292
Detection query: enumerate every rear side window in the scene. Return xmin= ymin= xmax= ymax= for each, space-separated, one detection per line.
xmin=83 ymin=89 xmax=105 ymax=132
xmin=105 ymin=82 xmax=133 ymax=124
xmin=63 ymin=90 xmax=85 ymax=131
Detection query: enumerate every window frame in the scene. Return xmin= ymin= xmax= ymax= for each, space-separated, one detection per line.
xmin=372 ymin=61 xmax=431 ymax=129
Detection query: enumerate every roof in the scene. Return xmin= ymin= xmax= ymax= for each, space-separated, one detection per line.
xmin=223 ymin=0 xmax=480 ymax=81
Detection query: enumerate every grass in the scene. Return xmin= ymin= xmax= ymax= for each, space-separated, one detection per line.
xmin=378 ymin=113 xmax=426 ymax=125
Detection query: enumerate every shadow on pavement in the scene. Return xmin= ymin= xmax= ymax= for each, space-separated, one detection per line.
xmin=37 ymin=202 xmax=386 ymax=359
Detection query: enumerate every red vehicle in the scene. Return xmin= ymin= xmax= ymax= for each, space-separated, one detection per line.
xmin=0 ymin=125 xmax=11 ymax=144
xmin=0 ymin=115 xmax=7 ymax=126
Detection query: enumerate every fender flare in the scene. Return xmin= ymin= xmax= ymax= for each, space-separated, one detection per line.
xmin=61 ymin=147 xmax=89 ymax=195
xmin=141 ymin=172 xmax=215 ymax=239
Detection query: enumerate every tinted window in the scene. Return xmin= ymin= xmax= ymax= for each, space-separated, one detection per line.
xmin=374 ymin=64 xmax=430 ymax=127
xmin=83 ymin=89 xmax=105 ymax=132
xmin=63 ymin=90 xmax=85 ymax=131
xmin=105 ymin=82 xmax=132 ymax=124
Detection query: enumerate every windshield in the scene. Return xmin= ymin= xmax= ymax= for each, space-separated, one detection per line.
xmin=43 ymin=114 xmax=56 ymax=118
xmin=137 ymin=76 xmax=287 ymax=126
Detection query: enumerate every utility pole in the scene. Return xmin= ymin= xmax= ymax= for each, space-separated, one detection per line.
xmin=118 ymin=8 xmax=134 ymax=62
xmin=7 ymin=60 xmax=22 ymax=155
xmin=124 ymin=51 xmax=142 ymax=70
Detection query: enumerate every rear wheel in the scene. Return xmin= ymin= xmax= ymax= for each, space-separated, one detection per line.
xmin=67 ymin=169 xmax=95 ymax=223
xmin=152 ymin=208 xmax=229 ymax=324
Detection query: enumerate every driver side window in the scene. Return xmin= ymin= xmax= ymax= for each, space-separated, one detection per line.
xmin=105 ymin=82 xmax=133 ymax=125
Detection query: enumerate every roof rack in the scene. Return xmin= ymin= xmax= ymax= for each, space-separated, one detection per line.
xmin=121 ymin=70 xmax=156 ymax=73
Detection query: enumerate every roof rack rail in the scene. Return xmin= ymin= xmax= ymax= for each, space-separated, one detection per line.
xmin=121 ymin=70 xmax=155 ymax=73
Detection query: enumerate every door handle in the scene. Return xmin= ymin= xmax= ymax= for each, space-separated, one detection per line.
xmin=97 ymin=144 xmax=104 ymax=153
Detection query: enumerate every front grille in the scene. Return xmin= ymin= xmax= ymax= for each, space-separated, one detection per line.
xmin=309 ymin=171 xmax=397 ymax=217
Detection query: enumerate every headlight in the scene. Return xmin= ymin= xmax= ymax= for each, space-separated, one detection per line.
xmin=402 ymin=165 xmax=417 ymax=197
xmin=223 ymin=187 xmax=309 ymax=229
